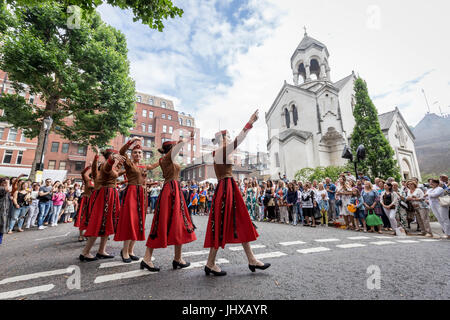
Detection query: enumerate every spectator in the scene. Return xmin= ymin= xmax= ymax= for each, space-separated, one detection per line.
xmin=406 ymin=180 xmax=433 ymax=237
xmin=380 ymin=182 xmax=399 ymax=235
xmin=0 ymin=178 xmax=11 ymax=244
xmin=336 ymin=177 xmax=353 ymax=229
xmin=362 ymin=181 xmax=382 ymax=233
xmin=24 ymin=183 xmax=40 ymax=229
xmin=264 ymin=180 xmax=276 ymax=222
xmin=286 ymin=182 xmax=298 ymax=226
xmin=324 ymin=178 xmax=336 ymax=222
xmin=8 ymin=181 xmax=31 ymax=233
xmin=349 ymin=188 xmax=366 ymax=232
xmin=426 ymin=179 xmax=450 ymax=239
xmin=317 ymin=193 xmax=329 ymax=227
xmin=51 ymin=185 xmax=66 ymax=227
xmin=301 ymin=182 xmax=316 ymax=227
xmin=64 ymin=195 xmax=76 ymax=223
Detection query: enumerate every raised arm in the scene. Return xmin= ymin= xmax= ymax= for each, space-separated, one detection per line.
xmin=91 ymin=147 xmax=99 ymax=180
xmin=146 ymin=162 xmax=160 ymax=171
xmin=81 ymin=166 xmax=91 ymax=185
xmin=166 ymin=132 xmax=195 ymax=162
xmin=120 ymin=137 xmax=141 ymax=156
xmin=224 ymin=110 xmax=259 ymax=156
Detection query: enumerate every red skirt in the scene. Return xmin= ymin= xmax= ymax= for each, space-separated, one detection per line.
xmin=146 ymin=180 xmax=196 ymax=248
xmin=114 ymin=185 xmax=146 ymax=241
xmin=204 ymin=177 xmax=259 ymax=249
xmin=84 ymin=187 xmax=120 ymax=238
xmin=74 ymin=195 xmax=89 ymax=229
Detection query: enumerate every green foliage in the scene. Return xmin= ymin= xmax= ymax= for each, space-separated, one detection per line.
xmin=294 ymin=165 xmax=348 ymax=183
xmin=350 ymin=77 xmax=401 ymax=181
xmin=5 ymin=0 xmax=183 ymax=31
xmin=142 ymin=146 xmax=163 ymax=180
xmin=0 ymin=1 xmax=136 ymax=147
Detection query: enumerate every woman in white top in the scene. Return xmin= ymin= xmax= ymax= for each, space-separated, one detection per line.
xmin=316 ymin=183 xmax=328 ymax=201
xmin=24 ymin=183 xmax=40 ymax=229
xmin=406 ymin=180 xmax=433 ymax=237
xmin=336 ymin=177 xmax=354 ymax=229
xmin=426 ymin=179 xmax=450 ymax=238
xmin=380 ymin=182 xmax=400 ymax=235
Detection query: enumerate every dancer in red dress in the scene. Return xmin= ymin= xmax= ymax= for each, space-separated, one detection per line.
xmin=114 ymin=137 xmax=159 ymax=263
xmin=140 ymin=133 xmax=197 ymax=272
xmin=204 ymin=110 xmax=270 ymax=276
xmin=79 ymin=148 xmax=126 ymax=262
xmin=74 ymin=165 xmax=95 ymax=242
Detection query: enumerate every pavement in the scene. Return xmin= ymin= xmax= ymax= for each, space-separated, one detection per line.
xmin=0 ymin=215 xmax=449 ymax=300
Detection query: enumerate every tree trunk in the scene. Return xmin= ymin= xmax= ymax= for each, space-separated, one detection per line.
xmin=29 ymin=121 xmax=48 ymax=182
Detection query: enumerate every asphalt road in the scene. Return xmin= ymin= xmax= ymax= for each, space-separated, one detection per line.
xmin=0 ymin=214 xmax=449 ymax=300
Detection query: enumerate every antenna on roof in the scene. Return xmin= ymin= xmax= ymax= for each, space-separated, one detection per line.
xmin=303 ymin=26 xmax=307 ymax=36
xmin=422 ymin=89 xmax=431 ymax=114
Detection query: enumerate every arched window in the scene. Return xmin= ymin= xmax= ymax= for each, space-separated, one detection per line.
xmin=292 ymin=105 xmax=298 ymax=126
xmin=284 ymin=108 xmax=290 ymax=128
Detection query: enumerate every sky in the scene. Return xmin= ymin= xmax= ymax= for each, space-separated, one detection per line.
xmin=97 ymin=0 xmax=450 ymax=152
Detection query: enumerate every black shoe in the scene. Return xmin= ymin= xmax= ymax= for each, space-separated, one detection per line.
xmin=172 ymin=260 xmax=191 ymax=269
xmin=96 ymin=253 xmax=115 ymax=259
xmin=120 ymin=250 xmax=131 ymax=263
xmin=140 ymin=260 xmax=160 ymax=272
xmin=249 ymin=263 xmax=271 ymax=272
xmin=79 ymin=254 xmax=98 ymax=262
xmin=204 ymin=266 xmax=227 ymax=276
xmin=129 ymin=254 xmax=140 ymax=261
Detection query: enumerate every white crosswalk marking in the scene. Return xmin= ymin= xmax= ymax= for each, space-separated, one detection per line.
xmin=371 ymin=241 xmax=396 ymax=245
xmin=0 ymin=269 xmax=69 ymax=285
xmin=279 ymin=240 xmax=306 ymax=246
xmin=183 ymin=250 xmax=210 ymax=257
xmin=184 ymin=258 xmax=229 ymax=270
xmin=419 ymin=239 xmax=440 ymax=242
xmin=94 ymin=270 xmax=157 ymax=284
xmin=347 ymin=236 xmax=371 ymax=240
xmin=373 ymin=236 xmax=394 ymax=239
xmin=336 ymin=243 xmax=367 ymax=249
xmin=314 ymin=238 xmax=340 ymax=243
xmin=254 ymin=251 xmax=287 ymax=259
xmin=395 ymin=240 xmax=420 ymax=244
xmin=297 ymin=247 xmax=331 ymax=254
xmin=0 ymin=284 xmax=55 ymax=299
xmin=228 ymin=244 xmax=266 ymax=251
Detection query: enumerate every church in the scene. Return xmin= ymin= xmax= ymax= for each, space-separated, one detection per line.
xmin=265 ymin=31 xmax=421 ymax=181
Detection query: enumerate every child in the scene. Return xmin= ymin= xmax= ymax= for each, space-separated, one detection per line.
xmin=318 ymin=193 xmax=329 ymax=226
xmin=257 ymin=190 xmax=265 ymax=222
xmin=64 ymin=195 xmax=76 ymax=223
xmin=198 ymin=187 xmax=207 ymax=215
xmin=278 ymin=197 xmax=289 ymax=224
xmin=188 ymin=189 xmax=199 ymax=216
xmin=365 ymin=208 xmax=383 ymax=233
xmin=350 ymin=188 xmax=366 ymax=232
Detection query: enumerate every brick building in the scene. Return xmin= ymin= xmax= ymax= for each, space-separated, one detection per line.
xmin=0 ymin=71 xmax=200 ymax=180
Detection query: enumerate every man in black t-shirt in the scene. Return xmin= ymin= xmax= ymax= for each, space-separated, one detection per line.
xmin=37 ymin=179 xmax=53 ymax=229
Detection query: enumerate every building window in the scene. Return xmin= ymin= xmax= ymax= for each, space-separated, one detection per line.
xmin=169 ymin=126 xmax=173 ymax=134
xmin=74 ymin=161 xmax=84 ymax=171
xmin=77 ymin=145 xmax=87 ymax=155
xmin=149 ymin=98 xmax=154 ymax=105
xmin=7 ymin=128 xmax=18 ymax=141
xmin=163 ymin=125 xmax=167 ymax=133
xmin=145 ymin=152 xmax=151 ymax=160
xmin=142 ymin=109 xmax=147 ymax=117
xmin=198 ymin=167 xmax=202 ymax=178
xmin=162 ymin=138 xmax=170 ymax=144
xmin=62 ymin=143 xmax=69 ymax=153
xmin=51 ymin=142 xmax=59 ymax=152
xmin=179 ymin=118 xmax=183 ymax=125
xmin=141 ymin=123 xmax=146 ymax=132
xmin=292 ymin=105 xmax=298 ymax=126
xmin=168 ymin=115 xmax=172 ymax=120
xmin=284 ymin=108 xmax=290 ymax=128
xmin=59 ymin=161 xmax=67 ymax=170
xmin=187 ymin=120 xmax=191 ymax=127
xmin=161 ymin=101 xmax=166 ymax=108
xmin=188 ymin=144 xmax=191 ymax=151
xmin=48 ymin=160 xmax=56 ymax=170
xmin=29 ymin=95 xmax=35 ymax=104
xmin=193 ymin=144 xmax=196 ymax=152
xmin=16 ymin=151 xmax=23 ymax=164
xmin=187 ymin=157 xmax=191 ymax=164
xmin=2 ymin=150 xmax=13 ymax=164
xmin=146 ymin=139 xmax=152 ymax=147
xmin=162 ymin=114 xmax=166 ymax=119
xmin=149 ymin=111 xmax=153 ymax=118
xmin=136 ymin=95 xmax=142 ymax=102
xmin=0 ymin=127 xmax=4 ymax=140
xmin=148 ymin=125 xmax=153 ymax=133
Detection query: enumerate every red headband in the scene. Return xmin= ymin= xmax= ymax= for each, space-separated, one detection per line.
xmin=132 ymin=143 xmax=142 ymax=151
xmin=162 ymin=141 xmax=177 ymax=148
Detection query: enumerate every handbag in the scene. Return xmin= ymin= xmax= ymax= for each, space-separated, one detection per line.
xmin=313 ymin=206 xmax=322 ymax=219
xmin=336 ymin=199 xmax=342 ymax=207
xmin=439 ymin=194 xmax=450 ymax=207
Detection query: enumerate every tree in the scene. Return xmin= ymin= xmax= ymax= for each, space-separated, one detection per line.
xmin=0 ymin=2 xmax=136 ymax=181
xmin=5 ymin=0 xmax=183 ymax=31
xmin=350 ymin=77 xmax=401 ymax=181
xmin=142 ymin=146 xmax=163 ymax=181
xmin=295 ymin=165 xmax=348 ymax=183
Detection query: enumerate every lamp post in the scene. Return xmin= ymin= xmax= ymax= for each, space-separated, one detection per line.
xmin=35 ymin=116 xmax=53 ymax=172
xmin=341 ymin=144 xmax=366 ymax=177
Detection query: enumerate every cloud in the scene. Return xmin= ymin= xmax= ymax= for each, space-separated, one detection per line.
xmin=97 ymin=0 xmax=450 ymax=152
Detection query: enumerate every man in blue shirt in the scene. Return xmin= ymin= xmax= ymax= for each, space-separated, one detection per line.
xmin=324 ymin=177 xmax=336 ymax=222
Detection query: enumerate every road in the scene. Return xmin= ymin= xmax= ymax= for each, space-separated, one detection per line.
xmin=0 ymin=215 xmax=449 ymax=300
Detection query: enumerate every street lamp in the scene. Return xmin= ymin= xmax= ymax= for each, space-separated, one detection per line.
xmin=35 ymin=116 xmax=53 ymax=172
xmin=341 ymin=144 xmax=366 ymax=177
